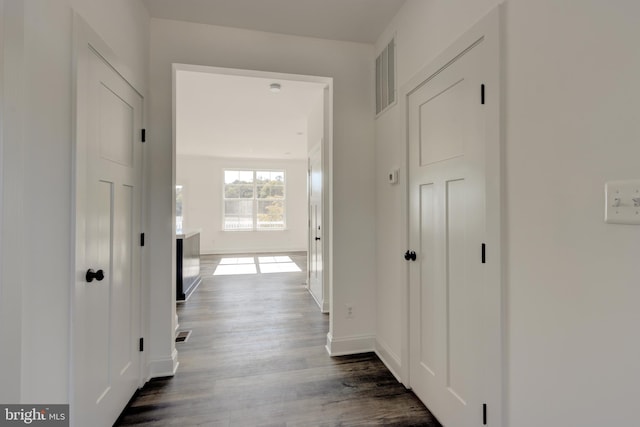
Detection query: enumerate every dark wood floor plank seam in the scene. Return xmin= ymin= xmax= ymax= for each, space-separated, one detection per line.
xmin=116 ymin=253 xmax=440 ymax=426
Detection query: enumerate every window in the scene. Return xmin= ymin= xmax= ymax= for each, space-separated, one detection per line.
xmin=176 ymin=185 xmax=183 ymax=232
xmin=223 ymin=169 xmax=286 ymax=231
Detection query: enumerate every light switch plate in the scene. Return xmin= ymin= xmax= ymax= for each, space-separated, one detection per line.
xmin=605 ymin=180 xmax=640 ymax=224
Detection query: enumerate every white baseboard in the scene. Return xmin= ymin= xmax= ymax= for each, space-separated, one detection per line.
xmin=325 ymin=333 xmax=375 ymax=356
xmin=201 ymin=248 xmax=307 ymax=255
xmin=147 ymin=348 xmax=179 ymax=379
xmin=321 ymin=300 xmax=330 ymax=313
xmin=308 ymin=288 xmax=330 ymax=314
xmin=375 ymin=339 xmax=403 ymax=383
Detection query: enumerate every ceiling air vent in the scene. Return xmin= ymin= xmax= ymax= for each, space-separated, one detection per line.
xmin=375 ymin=37 xmax=396 ymax=116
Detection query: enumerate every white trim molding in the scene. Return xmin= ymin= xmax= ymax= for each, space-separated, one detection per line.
xmin=375 ymin=339 xmax=402 ymax=383
xmin=147 ymin=349 xmax=179 ymax=380
xmin=325 ymin=333 xmax=375 ymax=356
xmin=201 ymin=248 xmax=307 ymax=256
xmin=399 ymin=5 xmax=503 ymax=425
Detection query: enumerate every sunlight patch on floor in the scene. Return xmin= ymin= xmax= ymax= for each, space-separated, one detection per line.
xmin=219 ymin=257 xmax=255 ymax=265
xmin=258 ymin=256 xmax=293 ymax=263
xmin=213 ymin=263 xmax=257 ymax=275
xmin=259 ymin=262 xmax=301 ymax=274
xmin=258 ymin=256 xmax=301 ymax=273
xmin=213 ymin=255 xmax=301 ymax=276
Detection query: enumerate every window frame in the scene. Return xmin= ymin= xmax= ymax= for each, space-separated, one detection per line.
xmin=176 ymin=184 xmax=184 ymax=232
xmin=222 ymin=168 xmax=287 ymax=231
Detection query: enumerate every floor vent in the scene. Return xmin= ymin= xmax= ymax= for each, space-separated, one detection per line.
xmin=175 ymin=330 xmax=192 ymax=343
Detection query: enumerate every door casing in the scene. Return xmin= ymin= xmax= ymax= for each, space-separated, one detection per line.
xmin=399 ymin=6 xmax=503 ymax=426
xmin=171 ymin=64 xmax=334 ymax=320
xmin=308 ymin=142 xmax=327 ymax=312
xmin=71 ymin=13 xmax=147 ymax=425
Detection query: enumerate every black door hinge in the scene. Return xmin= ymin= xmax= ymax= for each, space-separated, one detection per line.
xmin=140 ymin=233 xmax=145 ymax=247
xmin=481 ymin=84 xmax=486 ymax=105
xmin=141 ymin=128 xmax=146 ymax=143
xmin=481 ymin=243 xmax=486 ymax=264
xmin=483 ymin=403 xmax=487 ymax=425
xmin=139 ymin=337 xmax=144 ymax=352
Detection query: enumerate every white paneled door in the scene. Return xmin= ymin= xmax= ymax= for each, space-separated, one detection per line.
xmin=308 ymin=144 xmax=324 ymax=310
xmin=73 ymin=18 xmax=143 ymax=427
xmin=406 ymin=10 xmax=501 ymax=427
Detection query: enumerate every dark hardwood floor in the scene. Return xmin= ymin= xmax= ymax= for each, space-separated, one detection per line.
xmin=116 ymin=252 xmax=441 ymax=426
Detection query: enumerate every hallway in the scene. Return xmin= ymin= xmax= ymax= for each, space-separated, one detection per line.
xmin=116 ymin=253 xmax=440 ymax=426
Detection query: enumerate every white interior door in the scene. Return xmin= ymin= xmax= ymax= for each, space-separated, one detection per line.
xmin=407 ymin=12 xmax=501 ymax=427
xmin=308 ymin=144 xmax=324 ymax=310
xmin=74 ymin=20 xmax=143 ymax=427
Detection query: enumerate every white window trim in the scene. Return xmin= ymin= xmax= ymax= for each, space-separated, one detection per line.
xmin=222 ymin=168 xmax=287 ymax=231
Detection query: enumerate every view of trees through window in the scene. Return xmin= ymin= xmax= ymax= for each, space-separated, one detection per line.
xmin=223 ymin=170 xmax=285 ymax=230
xmin=176 ymin=185 xmax=183 ymax=232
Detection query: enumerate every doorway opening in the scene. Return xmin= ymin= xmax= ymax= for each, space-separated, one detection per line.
xmin=172 ymin=64 xmax=333 ymax=317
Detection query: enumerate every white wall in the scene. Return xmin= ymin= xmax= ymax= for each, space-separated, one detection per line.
xmin=375 ymin=0 xmax=640 ymax=425
xmin=0 ymin=0 xmax=25 ymax=404
xmin=503 ymin=2 xmax=640 ymax=425
xmin=307 ymin=90 xmax=324 ymax=151
xmin=373 ymin=0 xmax=501 ymax=381
xmin=149 ymin=18 xmax=376 ymax=354
xmin=177 ymin=155 xmax=308 ymax=254
xmin=0 ymin=0 xmax=149 ymax=404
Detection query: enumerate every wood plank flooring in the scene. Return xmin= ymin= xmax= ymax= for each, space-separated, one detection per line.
xmin=116 ymin=253 xmax=441 ymax=426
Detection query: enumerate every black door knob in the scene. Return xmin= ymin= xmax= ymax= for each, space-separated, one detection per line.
xmin=315 ymin=237 xmax=321 ymax=241
xmin=404 ymin=250 xmax=417 ymax=261
xmin=86 ymin=269 xmax=105 ymax=283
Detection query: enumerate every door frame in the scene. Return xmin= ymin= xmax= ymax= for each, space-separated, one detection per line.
xmin=71 ymin=12 xmax=147 ymax=419
xmin=0 ymin=0 xmax=25 ymax=402
xmin=307 ymin=141 xmax=329 ymax=312
xmin=399 ymin=6 xmax=503 ymax=424
xmin=171 ymin=64 xmax=334 ymax=313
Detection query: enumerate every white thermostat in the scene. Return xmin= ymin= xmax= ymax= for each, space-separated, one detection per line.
xmin=388 ymin=169 xmax=399 ymax=185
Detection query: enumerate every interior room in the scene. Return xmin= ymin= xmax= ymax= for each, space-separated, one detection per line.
xmin=175 ymin=69 xmax=322 ymax=256
xmin=174 ymin=67 xmax=329 ymax=306
xmin=1 ymin=1 xmax=639 ymax=426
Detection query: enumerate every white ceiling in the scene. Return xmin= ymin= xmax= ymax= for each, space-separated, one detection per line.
xmin=162 ymin=0 xmax=406 ymax=160
xmin=176 ymin=70 xmax=325 ymax=160
xmin=142 ymin=0 xmax=406 ymax=44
